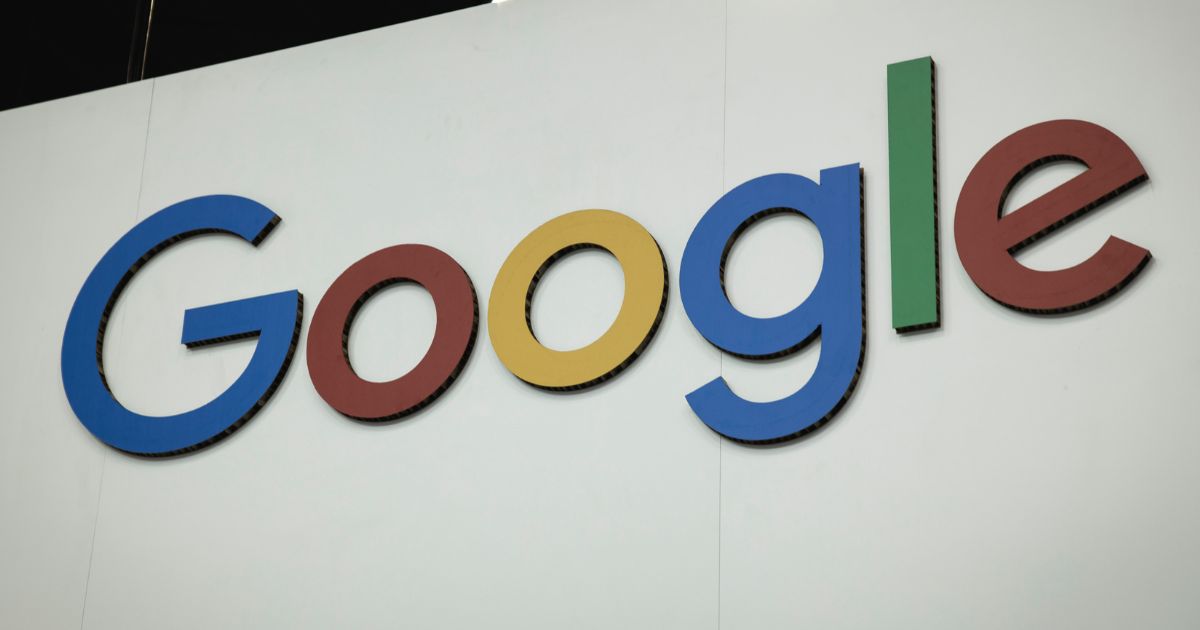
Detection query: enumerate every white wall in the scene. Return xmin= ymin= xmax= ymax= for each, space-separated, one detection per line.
xmin=2 ymin=0 xmax=1198 ymax=628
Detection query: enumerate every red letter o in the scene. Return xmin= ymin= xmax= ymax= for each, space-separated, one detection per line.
xmin=307 ymin=245 xmax=477 ymax=421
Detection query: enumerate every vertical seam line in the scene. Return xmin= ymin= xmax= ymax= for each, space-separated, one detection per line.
xmin=80 ymin=77 xmax=155 ymax=630
xmin=77 ymin=451 xmax=107 ymax=630
xmin=717 ymin=2 xmax=728 ymax=629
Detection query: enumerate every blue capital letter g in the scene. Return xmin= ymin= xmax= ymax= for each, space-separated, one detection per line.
xmin=61 ymin=195 xmax=302 ymax=456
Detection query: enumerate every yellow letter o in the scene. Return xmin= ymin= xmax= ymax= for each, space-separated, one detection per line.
xmin=488 ymin=210 xmax=667 ymax=390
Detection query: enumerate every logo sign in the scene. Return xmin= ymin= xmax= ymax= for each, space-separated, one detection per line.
xmin=61 ymin=56 xmax=1151 ymax=456
xmin=60 ymin=196 xmax=303 ymax=455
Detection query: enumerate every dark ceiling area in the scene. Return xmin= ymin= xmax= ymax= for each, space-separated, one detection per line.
xmin=0 ymin=0 xmax=488 ymax=112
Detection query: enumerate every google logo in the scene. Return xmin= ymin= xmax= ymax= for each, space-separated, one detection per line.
xmin=60 ymin=57 xmax=1152 ymax=457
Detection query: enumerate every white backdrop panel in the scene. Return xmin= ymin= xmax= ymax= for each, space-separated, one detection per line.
xmin=720 ymin=1 xmax=1200 ymax=629
xmin=0 ymin=82 xmax=154 ymax=629
xmin=0 ymin=1 xmax=1197 ymax=629
xmin=83 ymin=1 xmax=725 ymax=629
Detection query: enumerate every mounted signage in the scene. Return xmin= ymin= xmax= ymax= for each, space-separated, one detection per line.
xmin=60 ymin=196 xmax=303 ymax=455
xmin=60 ymin=56 xmax=1152 ymax=456
xmin=489 ymin=210 xmax=668 ymax=391
xmin=307 ymin=244 xmax=478 ymax=421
